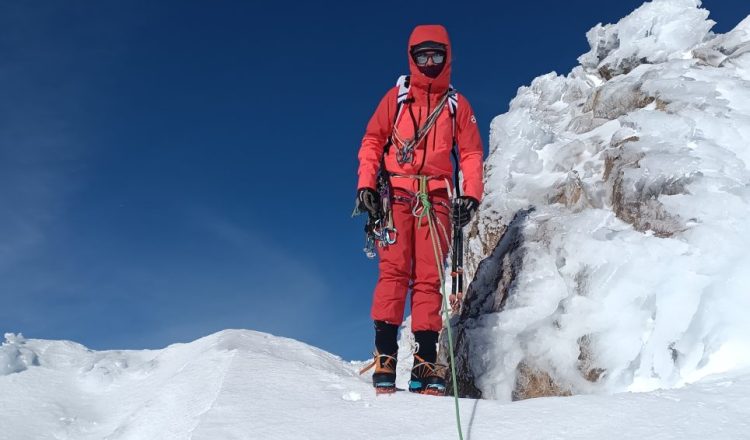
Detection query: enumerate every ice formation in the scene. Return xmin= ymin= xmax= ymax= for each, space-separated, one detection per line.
xmin=455 ymin=0 xmax=750 ymax=400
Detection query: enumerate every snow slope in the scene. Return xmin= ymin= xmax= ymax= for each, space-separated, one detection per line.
xmin=459 ymin=0 xmax=750 ymax=400
xmin=4 ymin=1 xmax=750 ymax=438
xmin=1 ymin=330 xmax=749 ymax=440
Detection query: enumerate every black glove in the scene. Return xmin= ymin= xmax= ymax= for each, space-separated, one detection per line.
xmin=452 ymin=196 xmax=479 ymax=228
xmin=357 ymin=187 xmax=382 ymax=220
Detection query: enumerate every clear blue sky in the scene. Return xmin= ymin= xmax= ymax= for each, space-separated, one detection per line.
xmin=1 ymin=1 xmax=746 ymax=359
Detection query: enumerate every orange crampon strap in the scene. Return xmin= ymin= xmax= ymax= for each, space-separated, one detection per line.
xmin=358 ymin=352 xmax=397 ymax=375
xmin=411 ymin=354 xmax=448 ymax=378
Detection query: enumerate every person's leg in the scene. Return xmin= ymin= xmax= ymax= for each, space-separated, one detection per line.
xmin=410 ymin=190 xmax=450 ymax=336
xmin=369 ymin=320 xmax=399 ymax=391
xmin=409 ymin=190 xmax=451 ymax=394
xmin=367 ymin=194 xmax=415 ymax=391
xmin=371 ymin=195 xmax=415 ymax=331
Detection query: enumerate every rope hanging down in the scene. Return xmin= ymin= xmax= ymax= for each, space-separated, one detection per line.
xmin=414 ymin=175 xmax=464 ymax=440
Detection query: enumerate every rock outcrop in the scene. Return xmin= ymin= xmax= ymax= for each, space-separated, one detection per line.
xmin=441 ymin=1 xmax=750 ymax=400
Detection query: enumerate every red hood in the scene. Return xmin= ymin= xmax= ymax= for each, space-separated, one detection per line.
xmin=408 ymin=25 xmax=451 ymax=94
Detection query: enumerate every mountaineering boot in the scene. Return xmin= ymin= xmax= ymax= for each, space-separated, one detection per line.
xmin=358 ymin=350 xmax=398 ymax=394
xmin=409 ymin=330 xmax=447 ymax=396
xmin=410 ymin=354 xmax=447 ymax=395
xmin=358 ymin=320 xmax=399 ymax=394
xmin=371 ymin=351 xmax=398 ymax=394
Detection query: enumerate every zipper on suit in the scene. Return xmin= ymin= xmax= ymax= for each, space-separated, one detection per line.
xmin=417 ymin=84 xmax=431 ymax=175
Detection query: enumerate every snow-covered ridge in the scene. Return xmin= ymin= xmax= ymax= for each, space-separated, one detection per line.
xmin=0 ymin=330 xmax=360 ymax=439
xmin=458 ymin=0 xmax=750 ymax=400
xmin=3 ymin=330 xmax=750 ymax=440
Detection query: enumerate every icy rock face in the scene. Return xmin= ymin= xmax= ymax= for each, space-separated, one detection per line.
xmin=452 ymin=1 xmax=750 ymax=400
xmin=580 ymin=0 xmax=714 ymax=79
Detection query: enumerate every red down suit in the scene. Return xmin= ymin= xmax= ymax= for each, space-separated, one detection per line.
xmin=356 ymin=25 xmax=484 ymax=331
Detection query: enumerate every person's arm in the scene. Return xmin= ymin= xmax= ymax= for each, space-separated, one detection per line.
xmin=455 ymin=94 xmax=484 ymax=201
xmin=357 ymin=87 xmax=398 ymax=190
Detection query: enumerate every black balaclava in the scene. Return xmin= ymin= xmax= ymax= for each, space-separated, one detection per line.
xmin=411 ymin=40 xmax=446 ymax=79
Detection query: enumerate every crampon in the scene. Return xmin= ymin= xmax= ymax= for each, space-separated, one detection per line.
xmin=359 ymin=351 xmax=398 ymax=395
xmin=409 ymin=354 xmax=448 ymax=396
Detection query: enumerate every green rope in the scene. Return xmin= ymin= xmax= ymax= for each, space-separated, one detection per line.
xmin=414 ymin=176 xmax=432 ymax=229
xmin=418 ymin=176 xmax=464 ymax=440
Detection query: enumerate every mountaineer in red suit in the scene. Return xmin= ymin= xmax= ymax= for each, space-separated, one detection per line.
xmin=356 ymin=25 xmax=483 ymax=395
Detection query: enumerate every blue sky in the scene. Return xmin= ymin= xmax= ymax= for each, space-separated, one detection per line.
xmin=1 ymin=0 xmax=747 ymax=359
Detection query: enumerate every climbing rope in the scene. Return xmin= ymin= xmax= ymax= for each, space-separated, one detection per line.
xmin=414 ymin=175 xmax=464 ymax=440
xmin=391 ymin=90 xmax=455 ymax=165
xmin=412 ymin=177 xmax=432 ymax=227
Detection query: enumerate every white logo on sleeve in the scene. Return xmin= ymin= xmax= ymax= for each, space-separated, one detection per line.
xmin=470 ymin=115 xmax=477 ymax=123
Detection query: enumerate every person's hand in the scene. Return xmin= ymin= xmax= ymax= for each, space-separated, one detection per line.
xmin=449 ymin=292 xmax=463 ymax=313
xmin=452 ymin=196 xmax=479 ymax=228
xmin=357 ymin=188 xmax=382 ymax=219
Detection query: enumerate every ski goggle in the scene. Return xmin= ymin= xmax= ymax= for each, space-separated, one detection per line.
xmin=413 ymin=50 xmax=445 ymax=66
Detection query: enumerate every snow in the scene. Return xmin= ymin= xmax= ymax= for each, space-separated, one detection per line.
xmin=0 ymin=333 xmax=37 ymax=375
xmin=465 ymin=0 xmax=750 ymax=400
xmin=579 ymin=0 xmax=714 ymax=76
xmin=4 ymin=1 xmax=750 ymax=438
xmin=1 ymin=330 xmax=749 ymax=439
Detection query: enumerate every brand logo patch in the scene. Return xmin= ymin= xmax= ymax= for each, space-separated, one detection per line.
xmin=470 ymin=115 xmax=477 ymax=123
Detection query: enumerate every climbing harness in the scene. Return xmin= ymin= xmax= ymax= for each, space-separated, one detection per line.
xmin=354 ymin=75 xmax=459 ymax=259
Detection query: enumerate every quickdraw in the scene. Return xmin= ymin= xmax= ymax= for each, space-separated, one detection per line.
xmin=372 ymin=222 xmax=397 ymax=245
xmin=363 ymin=218 xmax=397 ymax=259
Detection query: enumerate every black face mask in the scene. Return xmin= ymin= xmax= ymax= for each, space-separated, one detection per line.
xmin=417 ymin=64 xmax=444 ymax=79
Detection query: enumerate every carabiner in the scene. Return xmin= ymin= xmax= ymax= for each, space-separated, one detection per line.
xmin=379 ymin=227 xmax=397 ymax=245
xmin=397 ymin=144 xmax=414 ymax=165
xmin=364 ymin=234 xmax=377 ymax=259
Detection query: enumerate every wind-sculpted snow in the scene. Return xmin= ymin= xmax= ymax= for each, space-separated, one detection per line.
xmin=461 ymin=0 xmax=750 ymax=400
xmin=0 ymin=330 xmax=361 ymax=439
xmin=0 ymin=334 xmax=39 ymax=375
xmin=1 ymin=330 xmax=749 ymax=439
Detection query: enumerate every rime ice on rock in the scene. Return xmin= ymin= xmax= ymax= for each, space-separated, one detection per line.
xmin=452 ymin=0 xmax=750 ymax=400
xmin=579 ymin=0 xmax=714 ymax=78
